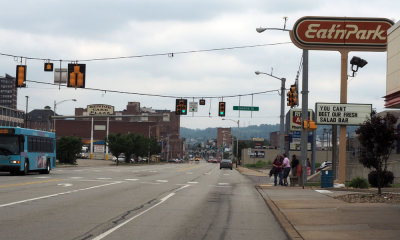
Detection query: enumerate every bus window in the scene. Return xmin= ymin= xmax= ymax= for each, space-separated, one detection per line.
xmin=0 ymin=135 xmax=20 ymax=155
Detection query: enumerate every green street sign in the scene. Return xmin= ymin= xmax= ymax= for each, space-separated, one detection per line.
xmin=233 ymin=106 xmax=259 ymax=111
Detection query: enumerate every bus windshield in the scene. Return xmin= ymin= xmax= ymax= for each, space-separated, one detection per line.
xmin=0 ymin=135 xmax=20 ymax=155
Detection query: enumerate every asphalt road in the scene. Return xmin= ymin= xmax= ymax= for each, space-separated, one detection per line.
xmin=0 ymin=161 xmax=286 ymax=240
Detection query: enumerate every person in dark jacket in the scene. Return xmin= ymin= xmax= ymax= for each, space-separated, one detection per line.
xmin=291 ymin=154 xmax=299 ymax=176
xmin=272 ymin=155 xmax=283 ymax=186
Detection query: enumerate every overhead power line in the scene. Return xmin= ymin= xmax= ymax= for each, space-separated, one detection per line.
xmin=1 ymin=42 xmax=292 ymax=62
xmin=27 ymin=79 xmax=280 ymax=99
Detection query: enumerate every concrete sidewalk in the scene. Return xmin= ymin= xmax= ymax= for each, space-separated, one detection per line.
xmin=237 ymin=166 xmax=400 ymax=240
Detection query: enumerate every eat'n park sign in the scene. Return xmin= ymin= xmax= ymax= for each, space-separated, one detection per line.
xmin=290 ymin=16 xmax=394 ymax=51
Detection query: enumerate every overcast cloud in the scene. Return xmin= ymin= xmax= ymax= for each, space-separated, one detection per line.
xmin=0 ymin=0 xmax=398 ymax=129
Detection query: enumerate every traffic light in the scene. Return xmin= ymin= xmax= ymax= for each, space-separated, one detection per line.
xmin=286 ymin=84 xmax=298 ymax=108
xmin=303 ymin=120 xmax=317 ymax=131
xmin=291 ymin=84 xmax=299 ymax=106
xmin=44 ymin=62 xmax=53 ymax=72
xmin=16 ymin=65 xmax=26 ymax=88
xmin=67 ymin=64 xmax=86 ymax=88
xmin=218 ymin=102 xmax=226 ymax=117
xmin=175 ymin=99 xmax=187 ymax=115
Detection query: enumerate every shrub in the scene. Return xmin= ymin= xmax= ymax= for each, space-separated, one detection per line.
xmin=368 ymin=170 xmax=394 ymax=188
xmin=57 ymin=136 xmax=83 ymax=164
xmin=347 ymin=177 xmax=369 ymax=189
xmin=255 ymin=160 xmax=267 ymax=168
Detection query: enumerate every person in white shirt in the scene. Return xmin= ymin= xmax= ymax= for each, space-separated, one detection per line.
xmin=282 ymin=153 xmax=291 ymax=186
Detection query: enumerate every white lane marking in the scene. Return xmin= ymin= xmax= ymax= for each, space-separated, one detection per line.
xmin=186 ymin=172 xmax=193 ymax=175
xmin=125 ymin=179 xmax=139 ymax=181
xmin=35 ymin=176 xmax=50 ymax=179
xmin=187 ymin=181 xmax=198 ymax=184
xmin=223 ymin=174 xmax=230 ymax=176
xmin=92 ymin=185 xmax=189 ymax=240
xmin=315 ymin=190 xmax=333 ymax=194
xmin=156 ymin=180 xmax=168 ymax=183
xmin=149 ymin=170 xmax=158 ymax=173
xmin=0 ymin=182 xmax=121 ymax=208
xmin=69 ymin=177 xmax=83 ymax=179
xmin=204 ymin=172 xmax=211 ymax=175
xmin=57 ymin=183 xmax=73 ymax=187
xmin=96 ymin=178 xmax=112 ymax=180
xmin=218 ymin=183 xmax=229 ymax=185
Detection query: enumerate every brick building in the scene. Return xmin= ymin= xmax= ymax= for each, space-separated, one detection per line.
xmin=217 ymin=128 xmax=231 ymax=158
xmin=30 ymin=102 xmax=184 ymax=160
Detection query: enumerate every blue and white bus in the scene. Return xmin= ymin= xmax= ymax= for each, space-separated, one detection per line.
xmin=0 ymin=127 xmax=56 ymax=175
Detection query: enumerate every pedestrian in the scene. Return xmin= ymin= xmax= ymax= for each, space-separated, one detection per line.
xmin=291 ymin=154 xmax=299 ymax=176
xmin=272 ymin=154 xmax=283 ymax=186
xmin=282 ymin=153 xmax=291 ymax=186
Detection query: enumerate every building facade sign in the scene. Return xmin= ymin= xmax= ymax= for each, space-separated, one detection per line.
xmin=289 ymin=108 xmax=313 ymax=131
xmin=291 ymin=16 xmax=394 ymax=51
xmin=87 ymin=104 xmax=114 ymax=115
xmin=316 ymin=103 xmax=371 ymax=125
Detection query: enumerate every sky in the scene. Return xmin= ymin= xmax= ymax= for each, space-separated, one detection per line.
xmin=0 ymin=0 xmax=398 ymax=130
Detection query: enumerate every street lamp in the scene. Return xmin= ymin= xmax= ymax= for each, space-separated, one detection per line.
xmin=222 ymin=118 xmax=240 ymax=166
xmin=257 ymin=22 xmax=310 ymax=186
xmin=255 ymin=71 xmax=286 ymax=155
xmin=350 ymin=56 xmax=368 ymax=77
xmin=53 ymin=99 xmax=77 ymax=132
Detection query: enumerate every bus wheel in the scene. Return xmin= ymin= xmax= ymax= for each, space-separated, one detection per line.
xmin=41 ymin=160 xmax=51 ymax=174
xmin=21 ymin=160 xmax=29 ymax=175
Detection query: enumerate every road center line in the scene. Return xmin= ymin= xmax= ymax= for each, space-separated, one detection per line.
xmin=92 ymin=184 xmax=190 ymax=240
xmin=0 ymin=181 xmax=121 ymax=208
xmin=0 ymin=179 xmax=61 ymax=188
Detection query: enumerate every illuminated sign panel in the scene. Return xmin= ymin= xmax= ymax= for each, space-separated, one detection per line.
xmin=291 ymin=16 xmax=394 ymax=51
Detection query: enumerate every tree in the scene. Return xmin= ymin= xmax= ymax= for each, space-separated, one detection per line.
xmin=356 ymin=111 xmax=399 ymax=194
xmin=149 ymin=137 xmax=161 ymax=155
xmin=107 ymin=133 xmax=127 ymax=166
xmin=56 ymin=136 xmax=83 ymax=164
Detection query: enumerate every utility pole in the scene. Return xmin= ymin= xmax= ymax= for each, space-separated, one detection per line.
xmin=25 ymin=96 xmax=29 ymax=128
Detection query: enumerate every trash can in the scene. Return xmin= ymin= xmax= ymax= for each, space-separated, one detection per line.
xmin=321 ymin=170 xmax=333 ymax=188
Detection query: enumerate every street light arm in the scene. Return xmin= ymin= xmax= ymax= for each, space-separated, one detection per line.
xmin=255 ymin=71 xmax=285 ymax=82
xmin=256 ymin=27 xmax=291 ymax=33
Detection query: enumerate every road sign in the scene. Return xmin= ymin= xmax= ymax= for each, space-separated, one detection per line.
xmin=189 ymin=102 xmax=198 ymax=112
xmin=233 ymin=106 xmax=259 ymax=111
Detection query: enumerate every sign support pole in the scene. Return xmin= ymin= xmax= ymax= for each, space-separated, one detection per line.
xmin=338 ymin=50 xmax=350 ymax=183
xmin=300 ymin=49 xmax=309 ymax=187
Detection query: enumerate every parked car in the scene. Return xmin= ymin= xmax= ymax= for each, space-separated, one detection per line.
xmin=317 ymin=161 xmax=332 ymax=172
xmin=112 ymin=154 xmax=134 ymax=163
xmin=220 ymin=159 xmax=233 ymax=170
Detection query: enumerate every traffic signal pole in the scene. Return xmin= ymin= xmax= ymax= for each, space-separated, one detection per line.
xmin=279 ymin=78 xmax=286 ymax=155
xmin=300 ymin=49 xmax=309 ymax=187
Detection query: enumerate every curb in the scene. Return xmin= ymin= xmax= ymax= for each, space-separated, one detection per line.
xmin=255 ymin=186 xmax=303 ymax=240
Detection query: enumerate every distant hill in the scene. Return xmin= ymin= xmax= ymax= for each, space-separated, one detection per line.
xmin=180 ymin=124 xmax=360 ymax=142
xmin=180 ymin=124 xmax=280 ymax=142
